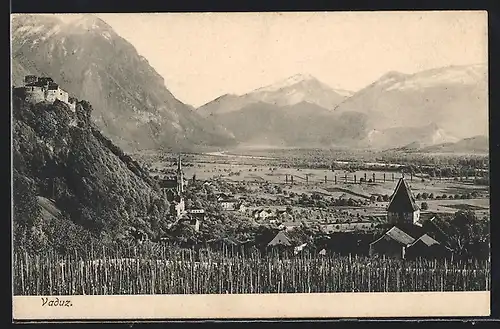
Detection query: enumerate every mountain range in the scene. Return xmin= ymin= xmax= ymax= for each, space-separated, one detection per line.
xmin=197 ymin=73 xmax=353 ymax=117
xmin=11 ymin=14 xmax=235 ymax=152
xmin=404 ymin=135 xmax=489 ymax=154
xmin=11 ymin=14 xmax=489 ymax=152
xmin=197 ymin=64 xmax=488 ymax=150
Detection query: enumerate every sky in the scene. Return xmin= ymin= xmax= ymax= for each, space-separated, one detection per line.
xmin=92 ymin=11 xmax=487 ymax=107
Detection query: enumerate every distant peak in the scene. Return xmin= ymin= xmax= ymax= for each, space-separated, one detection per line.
xmin=58 ymin=14 xmax=112 ymax=32
xmin=287 ymin=73 xmax=316 ymax=81
xmin=253 ymin=73 xmax=319 ymax=93
xmin=379 ymin=70 xmax=407 ymax=80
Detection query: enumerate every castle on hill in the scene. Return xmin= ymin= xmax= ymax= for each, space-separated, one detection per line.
xmin=14 ymin=75 xmax=76 ymax=112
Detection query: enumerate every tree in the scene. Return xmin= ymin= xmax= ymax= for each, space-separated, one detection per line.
xmin=421 ymin=202 xmax=429 ymax=210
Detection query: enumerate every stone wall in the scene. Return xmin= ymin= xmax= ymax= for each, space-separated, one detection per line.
xmin=24 ymin=87 xmax=46 ymax=103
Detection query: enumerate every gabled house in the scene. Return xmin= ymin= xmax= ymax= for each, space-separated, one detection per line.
xmin=369 ymin=226 xmax=416 ymax=259
xmin=387 ymin=177 xmax=420 ymax=225
xmin=405 ymin=233 xmax=450 ymax=259
xmin=267 ymin=231 xmax=293 ymax=248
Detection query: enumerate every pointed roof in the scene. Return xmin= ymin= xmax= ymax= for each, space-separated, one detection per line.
xmin=267 ymin=231 xmax=292 ymax=247
xmin=370 ymin=226 xmax=416 ymax=246
xmin=409 ymin=234 xmax=440 ymax=247
xmin=387 ymin=177 xmax=420 ymax=213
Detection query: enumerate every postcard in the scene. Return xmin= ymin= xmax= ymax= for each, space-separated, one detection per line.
xmin=11 ymin=11 xmax=489 ymax=320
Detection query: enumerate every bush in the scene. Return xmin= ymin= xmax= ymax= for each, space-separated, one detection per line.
xmin=421 ymin=202 xmax=429 ymax=210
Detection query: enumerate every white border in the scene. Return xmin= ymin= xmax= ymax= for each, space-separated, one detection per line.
xmin=13 ymin=291 xmax=490 ymax=320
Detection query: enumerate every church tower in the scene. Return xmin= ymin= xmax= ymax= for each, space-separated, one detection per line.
xmin=386 ymin=177 xmax=420 ymax=225
xmin=177 ymin=153 xmax=184 ymax=195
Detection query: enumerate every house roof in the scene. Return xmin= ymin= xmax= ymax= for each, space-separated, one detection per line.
xmin=410 ymin=234 xmax=440 ymax=247
xmin=267 ymin=231 xmax=292 ymax=247
xmin=47 ymin=82 xmax=59 ymax=90
xmin=387 ymin=177 xmax=420 ymax=213
xmin=370 ymin=226 xmax=416 ymax=246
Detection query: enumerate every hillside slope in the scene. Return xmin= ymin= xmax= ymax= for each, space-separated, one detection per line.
xmin=12 ymin=94 xmax=173 ymax=253
xmin=11 ymin=14 xmax=235 ymax=151
xmin=420 ymin=135 xmax=489 ymax=154
xmin=215 ymin=101 xmax=369 ymax=148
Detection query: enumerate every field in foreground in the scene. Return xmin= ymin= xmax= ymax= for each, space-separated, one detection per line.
xmin=13 ymin=247 xmax=490 ymax=295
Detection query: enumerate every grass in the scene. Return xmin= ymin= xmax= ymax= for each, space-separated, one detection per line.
xmin=13 ymin=245 xmax=490 ymax=295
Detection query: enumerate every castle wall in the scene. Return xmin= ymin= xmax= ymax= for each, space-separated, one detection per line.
xmin=56 ymin=89 xmax=69 ymax=103
xmin=21 ymin=77 xmax=75 ymax=110
xmin=45 ymin=89 xmax=57 ymax=102
xmin=24 ymin=87 xmax=46 ymax=103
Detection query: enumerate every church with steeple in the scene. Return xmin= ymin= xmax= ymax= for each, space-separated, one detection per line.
xmin=159 ymin=153 xmax=188 ymax=219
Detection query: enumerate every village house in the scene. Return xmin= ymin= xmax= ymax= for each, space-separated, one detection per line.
xmin=16 ymin=75 xmax=76 ymax=111
xmin=369 ymin=226 xmax=416 ymax=259
xmin=184 ymin=208 xmax=206 ymax=232
xmin=386 ymin=177 xmax=421 ymax=225
xmin=267 ymin=231 xmax=293 ymax=249
xmin=218 ymin=196 xmax=239 ymax=211
xmin=253 ymin=208 xmax=274 ymax=221
xmin=177 ymin=213 xmax=201 ymax=233
xmin=405 ymin=233 xmax=451 ymax=260
xmin=369 ymin=222 xmax=446 ymax=260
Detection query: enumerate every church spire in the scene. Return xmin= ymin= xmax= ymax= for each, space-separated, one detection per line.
xmin=177 ymin=153 xmax=184 ymax=194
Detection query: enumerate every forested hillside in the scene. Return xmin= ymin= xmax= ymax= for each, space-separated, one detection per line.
xmin=12 ymin=94 xmax=174 ymax=254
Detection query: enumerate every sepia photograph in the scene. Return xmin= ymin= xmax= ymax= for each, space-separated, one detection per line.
xmin=11 ymin=11 xmax=489 ymax=319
